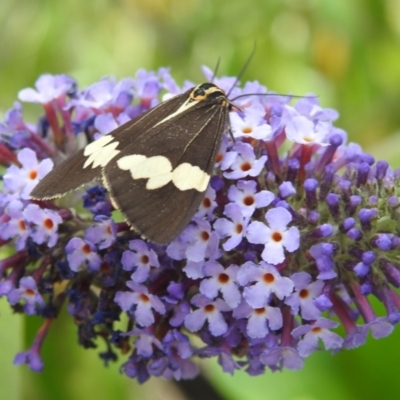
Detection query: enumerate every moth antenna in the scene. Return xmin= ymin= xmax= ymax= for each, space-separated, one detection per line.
xmin=226 ymin=42 xmax=257 ymax=97
xmin=211 ymin=57 xmax=221 ymax=82
xmin=230 ymin=93 xmax=319 ymax=102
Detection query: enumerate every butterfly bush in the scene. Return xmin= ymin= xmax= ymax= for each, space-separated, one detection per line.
xmin=0 ymin=67 xmax=399 ymax=383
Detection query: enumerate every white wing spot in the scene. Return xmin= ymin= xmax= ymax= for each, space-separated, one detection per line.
xmin=83 ymin=136 xmax=120 ymax=169
xmin=172 ymin=163 xmax=210 ymax=191
xmin=129 ymin=156 xmax=172 ymax=180
xmin=117 ymin=154 xmax=147 ymax=171
xmin=117 ymin=154 xmax=210 ymax=192
xmin=84 ymin=135 xmax=114 ymax=156
xmin=146 ymin=173 xmax=173 ymax=189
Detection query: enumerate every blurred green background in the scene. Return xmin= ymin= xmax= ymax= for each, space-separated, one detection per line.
xmin=1 ymin=0 xmax=400 ymax=399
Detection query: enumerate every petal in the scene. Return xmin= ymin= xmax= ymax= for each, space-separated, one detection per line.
xmin=243 ymin=283 xmax=270 ymax=308
xmin=213 ymin=218 xmax=234 ymax=238
xmin=135 ymin=302 xmax=155 ymax=327
xmin=114 ymin=291 xmax=136 ymax=311
xmin=131 ymin=265 xmax=150 ymax=283
xmin=290 ymin=272 xmax=312 ymax=289
xmin=223 ymin=203 xmax=244 ymax=223
xmin=220 ymin=284 xmax=241 ymax=308
xmin=273 ymin=276 xmax=294 ymax=300
xmin=150 ymin=295 xmax=166 ymax=315
xmin=261 ymin=241 xmax=285 ymax=265
xmin=184 ymin=309 xmax=206 ymax=332
xmin=222 ymin=233 xmax=243 ymax=251
xmin=247 ymin=314 xmax=268 ymax=339
xmin=265 ymin=207 xmax=292 ymax=230
xmin=297 ymin=333 xmax=319 ymax=357
xmin=121 ymin=250 xmax=135 ymax=271
xmin=236 ymin=262 xmax=260 ymax=286
xmin=37 ymin=159 xmax=54 ymax=179
xmin=18 ymin=148 xmax=38 ymax=169
xmin=282 ymin=226 xmax=300 ymax=252
xmin=266 ymin=306 xmax=283 ymax=330
xmin=254 ymin=190 xmax=275 ymax=208
xmin=200 ymin=278 xmax=220 ymax=299
xmin=207 ymin=311 xmax=228 ymax=336
xmin=246 ymin=221 xmax=270 ymax=244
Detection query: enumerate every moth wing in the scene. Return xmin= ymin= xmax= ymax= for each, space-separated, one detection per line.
xmin=103 ymin=102 xmax=228 ymax=244
xmin=31 ymin=91 xmax=192 ymax=200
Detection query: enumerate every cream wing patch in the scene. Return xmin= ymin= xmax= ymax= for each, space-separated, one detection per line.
xmin=117 ymin=154 xmax=210 ymax=192
xmin=172 ymin=163 xmax=210 ymax=191
xmin=83 ymin=135 xmax=120 ymax=169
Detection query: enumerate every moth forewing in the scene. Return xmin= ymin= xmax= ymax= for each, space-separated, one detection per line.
xmin=30 ymin=90 xmax=193 ymax=200
xmin=30 ymin=147 xmax=103 ymax=200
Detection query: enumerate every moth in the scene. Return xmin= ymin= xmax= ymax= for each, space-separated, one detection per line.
xmin=31 ymin=83 xmax=237 ymax=244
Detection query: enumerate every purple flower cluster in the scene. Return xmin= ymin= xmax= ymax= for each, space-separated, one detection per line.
xmin=0 ymin=67 xmax=399 ymax=382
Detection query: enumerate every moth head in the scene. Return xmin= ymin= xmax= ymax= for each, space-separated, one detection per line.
xmin=190 ymin=83 xmax=234 ymax=110
xmin=190 ymin=83 xmax=225 ymax=100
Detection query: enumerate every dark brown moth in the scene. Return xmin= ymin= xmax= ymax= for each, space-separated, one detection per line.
xmin=31 ymin=83 xmax=236 ymax=244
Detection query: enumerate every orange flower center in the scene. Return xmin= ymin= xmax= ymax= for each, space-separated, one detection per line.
xmin=202 ymin=197 xmax=211 ymax=208
xmin=263 ymin=273 xmax=275 ymax=284
xmin=272 ymin=231 xmax=282 ymax=242
xmin=44 ymin=218 xmax=54 ymax=230
xmin=201 ymin=231 xmax=210 ymax=241
xmin=204 ymin=304 xmax=215 ymax=313
xmin=243 ymin=196 xmax=254 ymax=206
xmin=241 ymin=162 xmax=251 ymax=171
xmin=140 ymin=294 xmax=150 ymax=302
xmin=299 ymin=289 xmax=309 ymax=299
xmin=29 ymin=170 xmax=38 ymax=180
xmin=82 ymin=244 xmax=91 ymax=254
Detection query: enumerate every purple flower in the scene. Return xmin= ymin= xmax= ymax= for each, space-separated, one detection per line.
xmin=229 ymin=104 xmax=272 ymax=140
xmin=260 ymin=347 xmax=304 ymax=370
xmin=184 ymin=294 xmax=230 ymax=336
xmin=227 ymin=180 xmax=274 ymax=218
xmin=233 ymin=300 xmax=283 ymax=339
xmin=0 ymin=200 xmax=29 ymax=250
xmin=14 ymin=349 xmax=44 ymax=372
xmin=84 ymin=216 xmax=116 ymax=250
xmin=194 ymin=186 xmax=217 ymax=219
xmin=247 ymin=207 xmax=300 ymax=265
xmin=65 ymin=237 xmax=102 ymax=272
xmin=292 ymin=317 xmax=344 ymax=357
xmin=168 ymin=219 xmax=219 ymax=263
xmin=199 ymin=262 xmax=241 ymax=308
xmin=285 ymin=272 xmax=324 ymax=320
xmin=94 ymin=112 xmax=130 ymax=136
xmin=237 ymin=262 xmax=294 ymax=308
xmin=70 ymin=76 xmax=134 ymax=110
xmin=309 ymin=243 xmax=337 ymax=280
xmin=4 ymin=148 xmax=53 ymax=199
xmin=285 ymin=115 xmax=331 ymax=145
xmin=222 ymin=142 xmax=267 ymax=179
xmin=18 ymin=74 xmax=75 ymax=103
xmin=23 ymin=204 xmax=62 ymax=247
xmin=121 ymin=240 xmax=160 ymax=283
xmin=115 ymin=282 xmax=165 ymax=327
xmin=8 ymin=277 xmax=45 ymax=315
xmin=213 ymin=203 xmax=249 ymax=251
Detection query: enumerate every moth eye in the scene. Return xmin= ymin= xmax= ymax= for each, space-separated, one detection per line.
xmin=194 ymin=88 xmax=205 ymax=97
